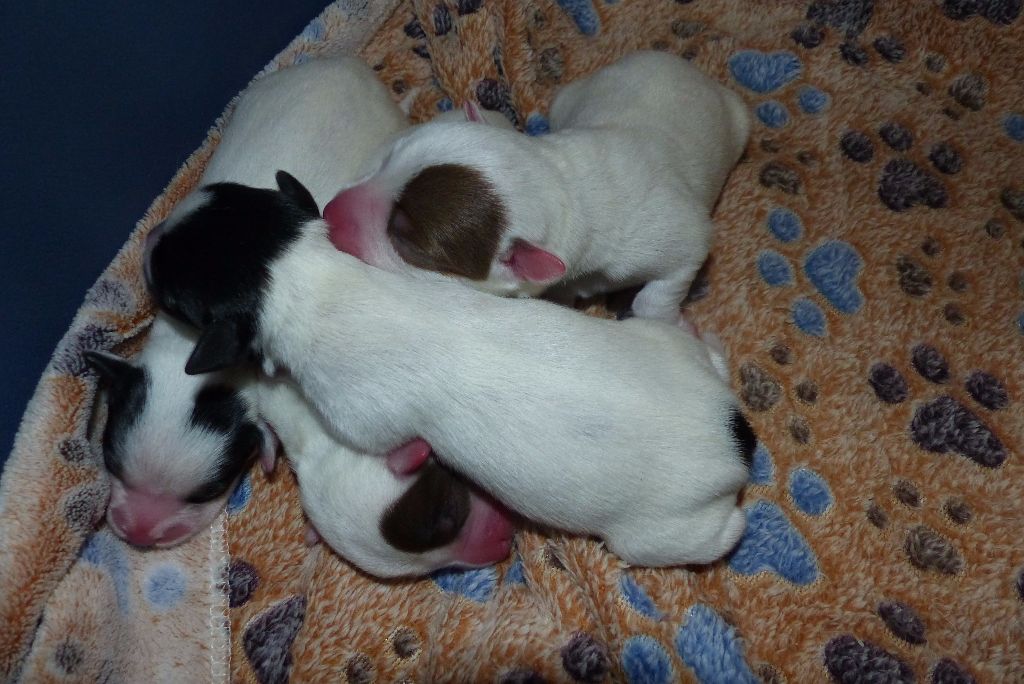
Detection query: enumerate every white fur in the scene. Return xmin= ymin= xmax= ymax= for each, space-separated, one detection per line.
xmin=333 ymin=51 xmax=751 ymax=320
xmin=254 ymin=376 xmax=503 ymax=578
xmin=257 ymin=231 xmax=749 ymax=566
xmin=174 ymin=56 xmax=406 ymax=212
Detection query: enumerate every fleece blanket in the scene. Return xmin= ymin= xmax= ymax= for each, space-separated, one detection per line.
xmin=2 ymin=0 xmax=1023 ymax=682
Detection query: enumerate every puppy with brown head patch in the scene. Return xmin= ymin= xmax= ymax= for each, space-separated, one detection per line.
xmin=322 ymin=51 xmax=751 ymax=320
xmin=256 ymin=376 xmax=514 ymax=577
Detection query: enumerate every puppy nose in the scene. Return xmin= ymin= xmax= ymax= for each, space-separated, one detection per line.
xmin=108 ymin=503 xmax=194 ymax=548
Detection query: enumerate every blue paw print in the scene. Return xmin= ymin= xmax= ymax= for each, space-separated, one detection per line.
xmin=767 ymin=208 xmax=803 ymax=243
xmin=797 ymin=86 xmax=830 ymax=115
xmin=226 ymin=473 xmax=252 ymax=515
xmin=525 ymin=113 xmax=551 ymax=136
xmin=729 ymin=51 xmax=802 ymax=94
xmin=504 ymin=555 xmax=527 ymax=586
xmin=1005 ymin=113 xmax=1024 ymax=142
xmin=756 ymin=101 xmax=790 ymax=129
xmin=792 ymin=297 xmax=828 ymax=337
xmin=804 ymin=240 xmax=865 ymax=314
xmin=757 ymin=207 xmax=865 ymax=337
xmin=749 ymin=443 xmax=775 ymax=485
xmin=730 ymin=50 xmax=829 ymax=138
xmin=728 ymin=500 xmax=819 ymax=585
xmin=619 ymin=573 xmax=663 ymax=619
xmin=144 ymin=563 xmax=189 ymax=612
xmin=622 ymin=635 xmax=674 ymax=684
xmin=437 ymin=97 xmax=454 ymax=113
xmin=81 ymin=530 xmax=131 ymax=613
xmin=757 ymin=250 xmax=794 ymax=287
xmin=675 ymin=604 xmax=758 ymax=684
xmin=789 ymin=467 xmax=833 ymax=516
xmin=556 ymin=0 xmax=600 ymax=36
xmin=432 ymin=566 xmax=498 ymax=602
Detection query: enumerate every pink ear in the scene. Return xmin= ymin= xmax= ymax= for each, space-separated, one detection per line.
xmin=503 ymin=240 xmax=566 ymax=283
xmin=386 ymin=438 xmax=432 ymax=476
xmin=258 ymin=422 xmax=279 ymax=475
xmin=463 ymin=101 xmax=489 ymax=124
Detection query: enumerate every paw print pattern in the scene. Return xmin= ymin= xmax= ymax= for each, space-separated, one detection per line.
xmin=841 ymin=122 xmax=960 ymax=211
xmin=943 ymin=0 xmax=1022 ymax=26
xmin=869 ymin=344 xmax=1010 ymax=468
xmin=729 ymin=50 xmax=832 ymax=135
xmin=895 ymin=239 xmax=974 ymax=327
xmin=755 ymin=206 xmax=865 ymax=337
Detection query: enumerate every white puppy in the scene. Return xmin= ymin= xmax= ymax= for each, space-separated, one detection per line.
xmin=321 ymin=51 xmax=751 ymax=320
xmin=144 ymin=172 xmax=755 ymax=566
xmin=255 ymin=376 xmax=514 ymax=577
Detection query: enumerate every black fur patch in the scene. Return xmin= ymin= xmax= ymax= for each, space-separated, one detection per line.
xmin=729 ymin=409 xmax=757 ymax=469
xmin=146 ymin=176 xmax=316 ymax=370
xmin=380 ymin=461 xmax=471 ymax=552
xmin=92 ymin=360 xmax=148 ymax=480
xmin=190 ymin=384 xmax=248 ymax=433
xmin=185 ymin=384 xmax=261 ymax=504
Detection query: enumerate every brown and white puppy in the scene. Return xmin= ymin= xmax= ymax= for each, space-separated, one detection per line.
xmin=322 ymin=51 xmax=751 ymax=321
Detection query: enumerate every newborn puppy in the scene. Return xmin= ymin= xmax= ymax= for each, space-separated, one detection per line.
xmin=85 ymin=314 xmax=272 ymax=547
xmin=322 ymin=50 xmax=751 ymax=321
xmin=145 ymin=173 xmax=754 ymax=567
xmin=256 ymin=376 xmax=514 ymax=577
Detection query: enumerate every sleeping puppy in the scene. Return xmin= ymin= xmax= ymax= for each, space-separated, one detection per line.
xmin=144 ymin=172 xmax=754 ymax=567
xmin=87 ymin=314 xmax=514 ymax=576
xmin=255 ymin=375 xmax=514 ymax=577
xmin=84 ymin=314 xmax=273 ymax=548
xmin=321 ymin=50 xmax=751 ymax=321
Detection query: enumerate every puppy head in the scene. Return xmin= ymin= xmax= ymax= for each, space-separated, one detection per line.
xmin=144 ymin=171 xmax=318 ymax=375
xmin=322 ymin=105 xmax=567 ymax=296
xmin=296 ymin=449 xmax=515 ymax=578
xmin=85 ymin=339 xmax=270 ymax=547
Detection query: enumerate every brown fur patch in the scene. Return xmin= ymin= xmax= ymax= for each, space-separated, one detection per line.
xmin=388 ymin=163 xmax=506 ymax=280
xmin=379 ymin=461 xmax=471 ymax=553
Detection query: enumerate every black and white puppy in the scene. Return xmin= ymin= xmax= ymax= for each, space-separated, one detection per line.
xmin=87 ymin=313 xmax=513 ymax=575
xmin=85 ymin=315 xmax=272 ymax=547
xmin=321 ymin=51 xmax=751 ymax=321
xmin=145 ymin=172 xmax=755 ymax=567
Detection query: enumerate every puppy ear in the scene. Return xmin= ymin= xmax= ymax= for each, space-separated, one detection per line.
xmin=185 ymin=318 xmax=252 ymax=375
xmin=502 ymin=239 xmax=566 ymax=283
xmin=462 ymin=101 xmax=490 ymax=124
xmin=83 ymin=350 xmax=135 ymax=384
xmin=275 ymin=170 xmax=319 ymax=217
xmin=386 ymin=438 xmax=433 ymax=476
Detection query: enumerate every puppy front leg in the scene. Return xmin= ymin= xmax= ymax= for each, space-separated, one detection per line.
xmin=630 ymin=265 xmax=700 ymax=321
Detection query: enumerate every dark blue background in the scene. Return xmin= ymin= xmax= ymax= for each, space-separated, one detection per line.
xmin=0 ymin=2 xmax=332 ymax=469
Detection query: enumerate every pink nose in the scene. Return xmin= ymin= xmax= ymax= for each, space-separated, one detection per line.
xmin=322 ymin=189 xmax=366 ymax=258
xmin=107 ymin=489 xmax=195 ymax=548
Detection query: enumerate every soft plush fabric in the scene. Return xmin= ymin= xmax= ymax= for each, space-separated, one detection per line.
xmin=2 ymin=0 xmax=1023 ymax=682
